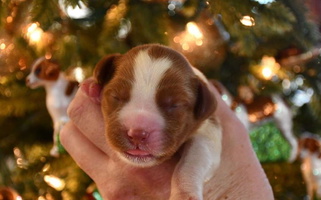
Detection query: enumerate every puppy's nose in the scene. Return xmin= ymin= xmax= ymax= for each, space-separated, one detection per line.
xmin=127 ymin=129 xmax=149 ymax=145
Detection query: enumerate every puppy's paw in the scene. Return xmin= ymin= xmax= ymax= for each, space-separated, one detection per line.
xmin=50 ymin=146 xmax=59 ymax=157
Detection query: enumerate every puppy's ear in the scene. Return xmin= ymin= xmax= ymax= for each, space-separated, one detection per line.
xmin=194 ymin=79 xmax=217 ymax=121
xmin=94 ymin=54 xmax=121 ymax=86
xmin=44 ymin=60 xmax=60 ymax=80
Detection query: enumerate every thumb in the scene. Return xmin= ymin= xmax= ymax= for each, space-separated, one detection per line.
xmin=67 ymin=78 xmax=108 ymax=153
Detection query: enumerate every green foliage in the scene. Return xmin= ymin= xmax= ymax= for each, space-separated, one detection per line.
xmin=98 ymin=0 xmax=170 ymax=55
xmin=0 ymin=0 xmax=320 ymax=199
xmin=211 ymin=0 xmax=298 ymax=57
xmin=0 ymin=0 xmax=8 ymax=27
xmin=12 ymin=144 xmax=91 ymax=200
xmin=61 ymin=0 xmax=85 ymax=8
xmin=294 ymin=95 xmax=321 ymax=135
xmin=250 ymin=122 xmax=291 ymax=162
xmin=311 ymin=94 xmax=321 ymax=124
xmin=281 ymin=0 xmax=321 ymax=49
xmin=30 ymin=0 xmax=60 ymax=30
xmin=263 ymin=162 xmax=306 ymax=200
xmin=0 ymin=71 xmax=42 ymax=117
xmin=126 ymin=1 xmax=169 ymax=45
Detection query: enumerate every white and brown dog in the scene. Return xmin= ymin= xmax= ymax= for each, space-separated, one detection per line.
xmin=212 ymin=80 xmax=298 ymax=162
xmin=26 ymin=57 xmax=78 ymax=157
xmin=299 ymin=135 xmax=321 ymax=200
xmin=94 ymin=44 xmax=222 ymax=199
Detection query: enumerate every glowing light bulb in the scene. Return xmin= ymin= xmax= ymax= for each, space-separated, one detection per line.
xmin=59 ymin=0 xmax=92 ymax=19
xmin=44 ymin=175 xmax=65 ymax=191
xmin=6 ymin=16 xmax=13 ymax=23
xmin=186 ymin=22 xmax=203 ymax=39
xmin=73 ymin=67 xmax=85 ymax=82
xmin=253 ymin=0 xmax=275 ymax=4
xmin=240 ymin=16 xmax=255 ymax=27
xmin=26 ymin=23 xmax=43 ymax=44
xmin=38 ymin=196 xmax=46 ymax=200
xmin=262 ymin=67 xmax=273 ymax=79
xmin=0 ymin=43 xmax=6 ymax=50
xmin=259 ymin=56 xmax=280 ymax=80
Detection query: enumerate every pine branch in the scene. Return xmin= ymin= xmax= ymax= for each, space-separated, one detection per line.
xmin=0 ymin=0 xmax=7 ymax=27
xmin=61 ymin=0 xmax=83 ymax=8
xmin=126 ymin=1 xmax=169 ymax=45
xmin=30 ymin=0 xmax=61 ymax=30
xmin=0 ymin=71 xmax=44 ymax=117
xmin=279 ymin=47 xmax=321 ymax=67
xmin=209 ymin=0 xmax=319 ymax=58
xmin=280 ymin=0 xmax=321 ymax=49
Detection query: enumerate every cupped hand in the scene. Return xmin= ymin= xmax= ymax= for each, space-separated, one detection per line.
xmin=60 ymin=78 xmax=274 ymax=200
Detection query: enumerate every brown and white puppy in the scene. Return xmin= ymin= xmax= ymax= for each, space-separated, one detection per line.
xmin=211 ymin=80 xmax=298 ymax=162
xmin=26 ymin=57 xmax=78 ymax=156
xmin=94 ymin=44 xmax=222 ymax=199
xmin=299 ymin=135 xmax=321 ymax=199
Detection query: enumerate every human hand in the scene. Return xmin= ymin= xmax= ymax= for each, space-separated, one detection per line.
xmin=60 ymin=78 xmax=274 ymax=200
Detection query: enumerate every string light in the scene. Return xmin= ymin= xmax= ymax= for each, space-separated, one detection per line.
xmin=117 ymin=19 xmax=131 ymax=39
xmin=73 ymin=67 xmax=85 ymax=82
xmin=282 ymin=79 xmax=291 ymax=90
xmin=44 ymin=175 xmax=66 ymax=191
xmin=259 ymin=56 xmax=280 ymax=80
xmin=262 ymin=67 xmax=273 ymax=80
xmin=291 ymin=89 xmax=313 ymax=106
xmin=6 ymin=16 xmax=13 ymax=23
xmin=42 ymin=163 xmax=51 ymax=172
xmin=0 ymin=43 xmax=6 ymax=50
xmin=253 ymin=0 xmax=275 ymax=4
xmin=173 ymin=21 xmax=204 ymax=52
xmin=13 ymin=147 xmax=28 ymax=169
xmin=25 ymin=23 xmax=43 ymax=44
xmin=186 ymin=22 xmax=203 ymax=39
xmin=240 ymin=16 xmax=255 ymax=27
xmin=59 ymin=0 xmax=92 ymax=19
xmin=38 ymin=196 xmax=46 ymax=200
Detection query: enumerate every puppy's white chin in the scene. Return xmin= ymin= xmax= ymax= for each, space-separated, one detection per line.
xmin=117 ymin=151 xmax=160 ymax=167
xmin=27 ymin=82 xmax=41 ymax=89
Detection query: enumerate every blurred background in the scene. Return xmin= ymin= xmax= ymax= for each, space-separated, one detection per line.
xmin=1 ymin=0 xmax=321 ymax=199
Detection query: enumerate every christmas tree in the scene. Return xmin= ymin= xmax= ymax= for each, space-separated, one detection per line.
xmin=0 ymin=0 xmax=321 ymax=199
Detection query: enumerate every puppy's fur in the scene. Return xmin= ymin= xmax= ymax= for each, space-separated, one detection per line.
xmin=26 ymin=57 xmax=78 ymax=156
xmin=94 ymin=44 xmax=222 ymax=199
xmin=299 ymin=136 xmax=321 ymax=199
xmin=211 ymin=80 xmax=298 ymax=162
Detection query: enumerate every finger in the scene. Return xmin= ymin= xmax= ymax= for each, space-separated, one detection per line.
xmin=60 ymin=122 xmax=109 ymax=180
xmin=67 ymin=78 xmax=108 ymax=153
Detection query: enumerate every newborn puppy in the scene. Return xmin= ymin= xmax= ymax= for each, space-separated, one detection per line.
xmin=94 ymin=44 xmax=222 ymax=199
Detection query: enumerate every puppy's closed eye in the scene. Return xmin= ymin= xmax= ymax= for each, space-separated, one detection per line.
xmin=110 ymin=92 xmax=122 ymax=102
xmin=105 ymin=88 xmax=130 ymax=104
xmin=160 ymin=97 xmax=190 ymax=114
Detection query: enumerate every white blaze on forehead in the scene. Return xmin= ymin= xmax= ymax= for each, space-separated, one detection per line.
xmin=119 ymin=49 xmax=172 ymax=129
xmin=133 ymin=49 xmax=173 ymax=101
